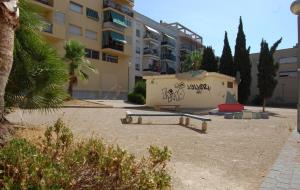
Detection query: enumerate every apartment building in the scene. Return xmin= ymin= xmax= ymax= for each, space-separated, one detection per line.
xmin=132 ymin=12 xmax=178 ymax=82
xmin=250 ymin=47 xmax=298 ymax=106
xmin=132 ymin=12 xmax=204 ymax=83
xmin=30 ymin=0 xmax=134 ymax=99
xmin=161 ymin=22 xmax=204 ymax=72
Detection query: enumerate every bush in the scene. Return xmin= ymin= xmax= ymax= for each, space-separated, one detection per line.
xmin=128 ymin=81 xmax=146 ymax=105
xmin=0 ymin=119 xmax=171 ymax=190
xmin=134 ymin=81 xmax=146 ymax=98
xmin=128 ymin=93 xmax=146 ymax=105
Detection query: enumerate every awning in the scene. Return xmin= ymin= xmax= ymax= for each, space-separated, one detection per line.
xmin=111 ymin=11 xmax=127 ymax=28
xmin=111 ymin=31 xmax=127 ymax=44
xmin=145 ymin=25 xmax=160 ymax=34
xmin=164 ymin=33 xmax=176 ymax=40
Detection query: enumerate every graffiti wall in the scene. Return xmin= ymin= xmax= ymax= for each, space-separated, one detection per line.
xmin=145 ymin=72 xmax=237 ymax=109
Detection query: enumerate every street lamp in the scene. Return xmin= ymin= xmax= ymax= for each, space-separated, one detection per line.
xmin=291 ymin=0 xmax=300 ymax=133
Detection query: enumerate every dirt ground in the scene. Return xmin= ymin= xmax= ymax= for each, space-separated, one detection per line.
xmin=6 ymin=105 xmax=297 ymax=190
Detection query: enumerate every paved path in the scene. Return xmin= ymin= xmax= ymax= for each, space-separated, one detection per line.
xmin=261 ymin=129 xmax=300 ymax=190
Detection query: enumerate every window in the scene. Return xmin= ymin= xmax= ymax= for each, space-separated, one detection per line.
xmin=136 ymin=46 xmax=140 ymax=54
xmin=102 ymin=53 xmax=118 ymax=63
xmin=68 ymin=24 xmax=81 ymax=36
xmin=136 ymin=29 xmax=140 ymax=37
xmin=135 ymin=64 xmax=140 ymax=71
xmin=55 ymin=12 xmax=65 ymax=24
xmin=86 ymin=8 xmax=99 ymax=20
xmin=70 ymin=1 xmax=83 ymax=13
xmin=227 ymin=82 xmax=233 ymax=88
xmin=85 ymin=48 xmax=100 ymax=60
xmin=279 ymin=71 xmax=297 ymax=78
xmin=126 ymin=18 xmax=132 ymax=27
xmin=279 ymin=57 xmax=298 ymax=64
xmin=85 ymin=29 xmax=97 ymax=40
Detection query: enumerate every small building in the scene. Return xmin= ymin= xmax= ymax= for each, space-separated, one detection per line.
xmin=250 ymin=47 xmax=298 ymax=106
xmin=143 ymin=71 xmax=238 ymax=109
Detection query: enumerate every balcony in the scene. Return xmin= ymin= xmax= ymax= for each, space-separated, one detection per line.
xmin=103 ymin=42 xmax=124 ymax=51
xmin=143 ymin=48 xmax=160 ymax=59
xmin=180 ymin=46 xmax=193 ymax=53
xmin=103 ymin=22 xmax=125 ymax=33
xmin=103 ymin=0 xmax=134 ymax=17
xmin=43 ymin=23 xmax=53 ymax=33
xmin=143 ymin=62 xmax=161 ymax=75
xmin=144 ymin=33 xmax=160 ymax=44
xmin=161 ymin=54 xmax=176 ymax=62
xmin=161 ymin=41 xmax=176 ymax=49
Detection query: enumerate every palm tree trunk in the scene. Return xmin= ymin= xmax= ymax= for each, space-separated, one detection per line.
xmin=68 ymin=67 xmax=75 ymax=98
xmin=0 ymin=16 xmax=15 ymax=122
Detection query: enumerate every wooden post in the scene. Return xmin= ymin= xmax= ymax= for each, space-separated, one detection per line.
xmin=138 ymin=116 xmax=142 ymax=124
xmin=202 ymin=121 xmax=207 ymax=133
xmin=185 ymin=117 xmax=190 ymax=126
xmin=179 ymin=116 xmax=184 ymax=125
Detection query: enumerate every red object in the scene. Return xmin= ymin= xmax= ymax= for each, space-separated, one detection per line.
xmin=218 ymin=104 xmax=244 ymax=112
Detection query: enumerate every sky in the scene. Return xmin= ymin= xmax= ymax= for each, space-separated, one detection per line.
xmin=135 ymin=0 xmax=297 ymax=56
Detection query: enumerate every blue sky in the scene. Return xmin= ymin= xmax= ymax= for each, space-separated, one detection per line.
xmin=135 ymin=0 xmax=297 ymax=56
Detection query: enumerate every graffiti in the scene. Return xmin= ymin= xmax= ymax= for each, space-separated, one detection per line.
xmin=162 ymin=82 xmax=185 ymax=103
xmin=161 ymin=82 xmax=211 ymax=102
xmin=187 ymin=83 xmax=211 ymax=94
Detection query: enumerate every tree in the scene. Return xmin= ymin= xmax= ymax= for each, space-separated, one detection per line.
xmin=234 ymin=17 xmax=252 ymax=104
xmin=5 ymin=0 xmax=68 ymax=110
xmin=201 ymin=46 xmax=218 ymax=72
xmin=0 ymin=0 xmax=19 ymax=122
xmin=64 ymin=40 xmax=97 ymax=97
xmin=257 ymin=38 xmax=282 ymax=112
xmin=181 ymin=50 xmax=202 ymax=72
xmin=219 ymin=31 xmax=235 ymax=76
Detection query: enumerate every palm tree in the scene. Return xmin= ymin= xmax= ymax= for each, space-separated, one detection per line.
xmin=0 ymin=0 xmax=19 ymax=122
xmin=64 ymin=40 xmax=97 ymax=97
xmin=181 ymin=50 xmax=203 ymax=72
xmin=5 ymin=0 xmax=68 ymax=111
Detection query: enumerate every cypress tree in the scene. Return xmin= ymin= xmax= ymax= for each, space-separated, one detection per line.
xmin=219 ymin=31 xmax=234 ymax=76
xmin=257 ymin=38 xmax=282 ymax=112
xmin=234 ymin=17 xmax=252 ymax=104
xmin=201 ymin=46 xmax=218 ymax=72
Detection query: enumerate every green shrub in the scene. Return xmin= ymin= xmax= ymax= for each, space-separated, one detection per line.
xmin=134 ymin=81 xmax=146 ymax=98
xmin=0 ymin=119 xmax=172 ymax=190
xmin=128 ymin=92 xmax=146 ymax=105
xmin=128 ymin=81 xmax=146 ymax=105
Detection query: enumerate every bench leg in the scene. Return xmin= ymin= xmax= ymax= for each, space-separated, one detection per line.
xmin=179 ymin=116 xmax=184 ymax=125
xmin=185 ymin=117 xmax=190 ymax=126
xmin=202 ymin=121 xmax=207 ymax=133
xmin=138 ymin=116 xmax=142 ymax=124
xmin=126 ymin=116 xmax=133 ymax=124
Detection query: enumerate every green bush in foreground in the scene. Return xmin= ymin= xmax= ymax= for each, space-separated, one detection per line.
xmin=128 ymin=81 xmax=146 ymax=105
xmin=128 ymin=92 xmax=146 ymax=105
xmin=0 ymin=119 xmax=171 ymax=190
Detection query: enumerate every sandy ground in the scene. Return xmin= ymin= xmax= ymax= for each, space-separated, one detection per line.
xmin=6 ymin=105 xmax=297 ymax=190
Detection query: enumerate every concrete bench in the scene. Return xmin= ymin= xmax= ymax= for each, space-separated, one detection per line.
xmin=123 ymin=111 xmax=211 ymax=133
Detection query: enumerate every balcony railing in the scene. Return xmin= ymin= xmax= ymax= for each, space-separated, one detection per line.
xmin=103 ymin=22 xmax=125 ymax=33
xmin=144 ymin=48 xmax=159 ymax=57
xmin=143 ymin=63 xmax=161 ymax=73
xmin=103 ymin=0 xmax=134 ymax=17
xmin=161 ymin=54 xmax=176 ymax=62
xmin=35 ymin=0 xmax=53 ymax=7
xmin=43 ymin=23 xmax=53 ymax=33
xmin=144 ymin=33 xmax=160 ymax=42
xmin=161 ymin=41 xmax=176 ymax=48
xmin=103 ymin=42 xmax=124 ymax=52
